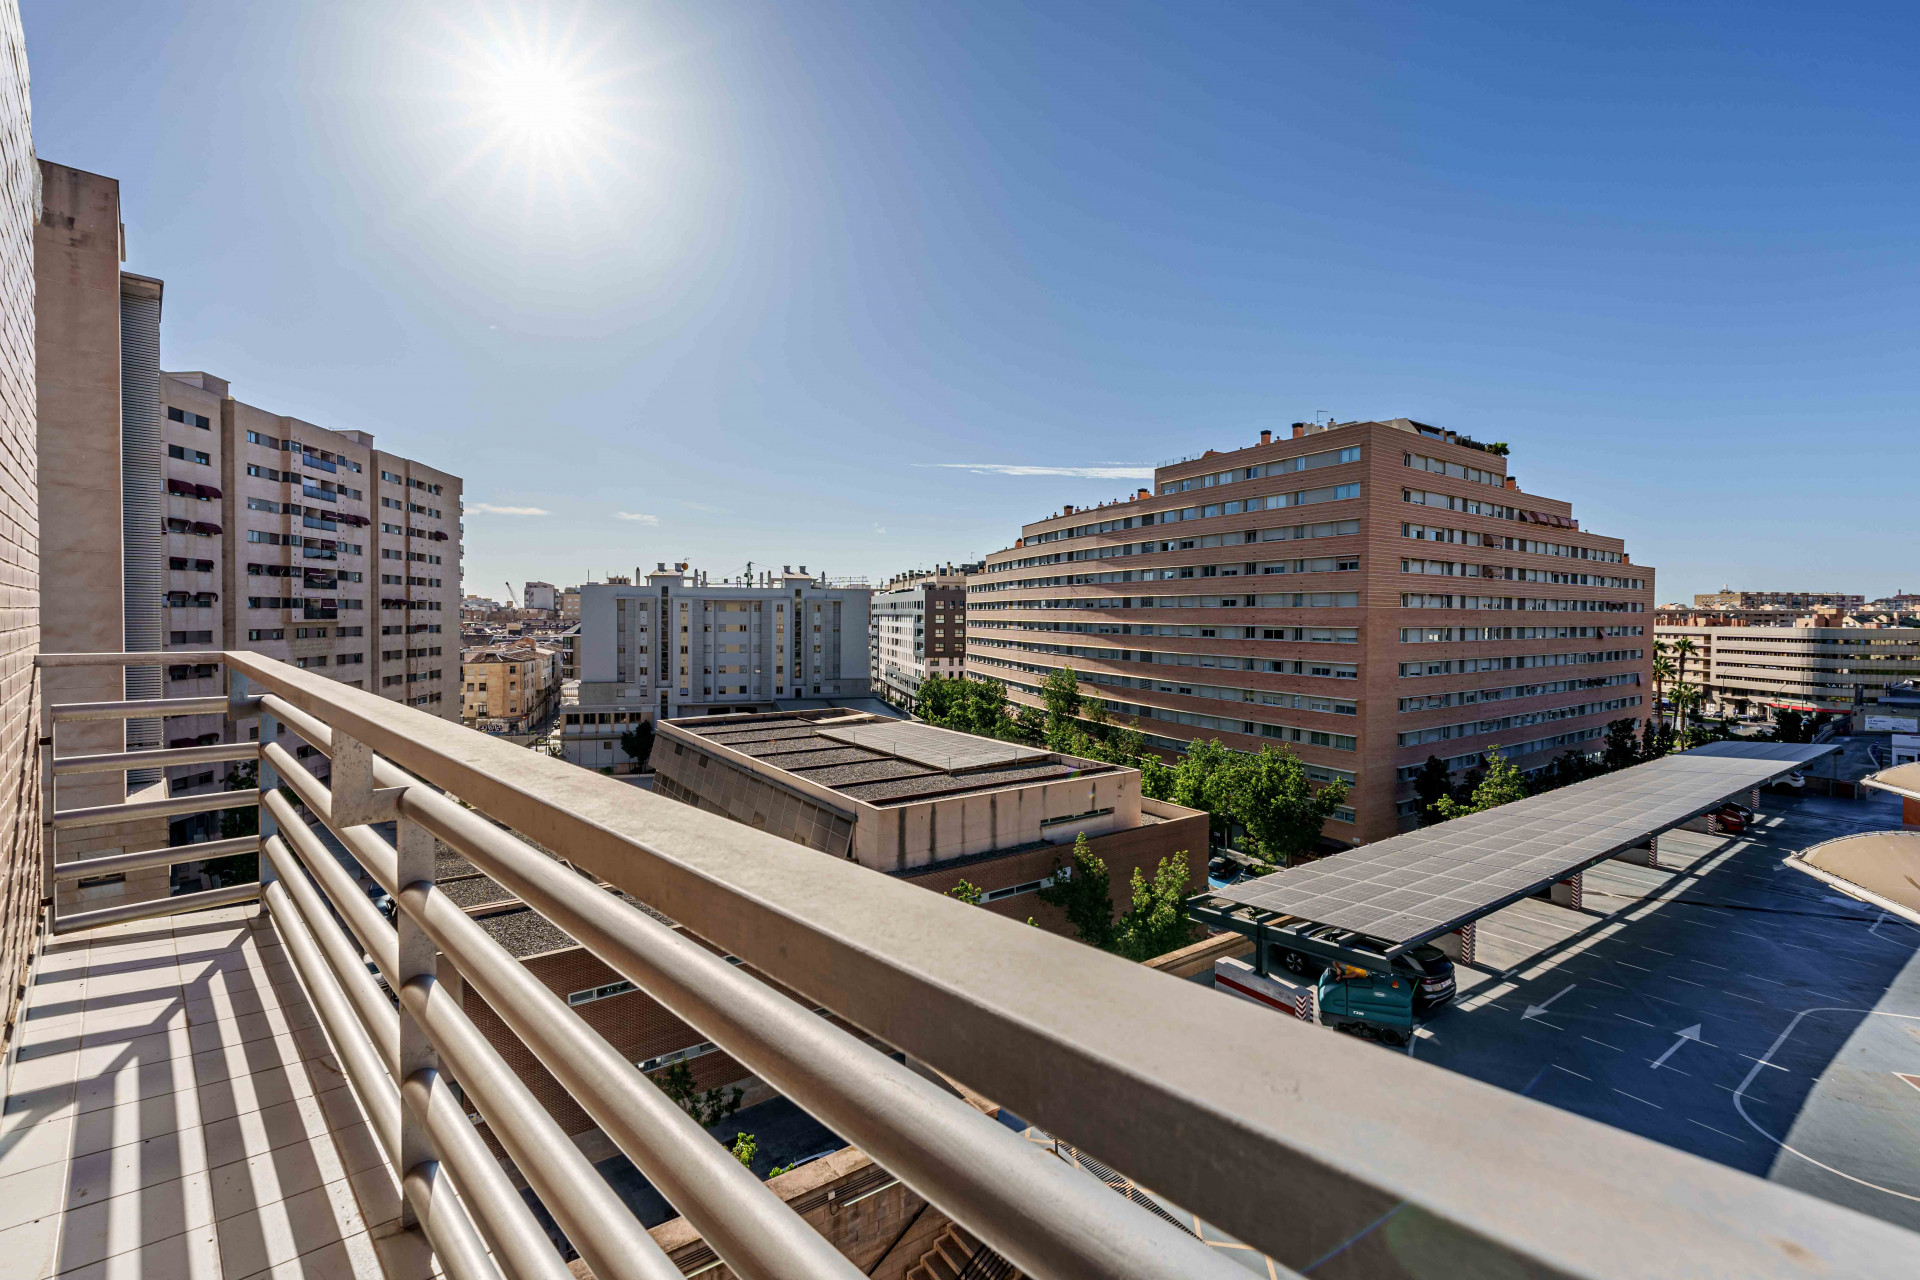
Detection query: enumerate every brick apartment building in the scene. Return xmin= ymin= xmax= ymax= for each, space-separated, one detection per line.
xmin=967 ymin=417 xmax=1654 ymax=844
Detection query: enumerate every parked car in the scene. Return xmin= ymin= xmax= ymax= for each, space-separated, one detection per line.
xmin=1714 ymin=803 xmax=1752 ymax=833
xmin=1773 ymin=771 xmax=1806 ymax=790
xmin=1272 ymin=925 xmax=1457 ymax=1013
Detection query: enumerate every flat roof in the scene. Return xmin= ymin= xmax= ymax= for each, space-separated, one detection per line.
xmin=1209 ymin=741 xmax=1839 ymax=953
xmin=1787 ymin=830 xmax=1920 ymax=920
xmin=1863 ymin=761 xmax=1920 ymax=801
xmin=675 ymin=712 xmax=1116 ymax=807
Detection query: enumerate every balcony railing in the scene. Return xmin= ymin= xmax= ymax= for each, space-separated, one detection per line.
xmin=26 ymin=649 xmax=1920 ymax=1280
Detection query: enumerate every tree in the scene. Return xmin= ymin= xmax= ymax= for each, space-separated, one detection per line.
xmin=650 ymin=1061 xmax=743 ymax=1128
xmin=1669 ymin=680 xmax=1700 ymax=749
xmin=619 ymin=720 xmax=656 ymax=769
xmin=1169 ymin=738 xmax=1238 ymax=847
xmin=1040 ymin=665 xmax=1082 ymax=724
xmin=1411 ymin=756 xmax=1452 ymax=825
xmin=946 ymin=879 xmax=983 ymax=906
xmin=729 ymin=1132 xmax=757 ymax=1169
xmin=1650 ymin=655 xmax=1675 ymax=732
xmin=1035 ymin=832 xmax=1114 ymax=950
xmin=1603 ymin=718 xmax=1641 ymax=771
xmin=1137 ymin=752 xmax=1176 ymax=801
xmin=1111 ymin=853 xmax=1199 ymax=961
xmin=1218 ymin=746 xmax=1349 ymax=866
xmin=1639 ymin=715 xmax=1671 ymax=761
xmin=1774 ymin=708 xmax=1807 ymax=743
xmin=1430 ymin=749 xmax=1527 ymax=821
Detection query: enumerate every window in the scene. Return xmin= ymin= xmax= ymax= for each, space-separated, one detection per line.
xmin=168 ymin=406 xmax=211 ymax=429
xmin=248 ymin=628 xmax=285 ymax=641
xmin=167 ymin=444 xmax=211 ymax=465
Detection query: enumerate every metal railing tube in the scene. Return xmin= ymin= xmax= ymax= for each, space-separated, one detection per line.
xmin=269 ymin=877 xmax=503 ymax=1280
xmin=51 ymin=741 xmax=260 ymax=774
xmin=392 ymin=873 xmax=866 ymax=1280
xmin=46 ymin=694 xmax=233 ymax=722
xmin=404 ymin=1066 xmax=577 ymax=1280
xmin=402 ymin=1160 xmax=502 ymax=1280
xmin=263 ymin=879 xmax=401 ymax=1152
xmin=51 ymin=882 xmax=261 ymax=935
xmin=259 ymin=742 xmax=683 ymax=1280
xmin=397 ymin=974 xmax=685 ymax=1280
xmin=402 ymin=785 xmax=1258 ymax=1280
xmin=52 ymin=835 xmax=260 ymax=883
xmin=52 ymin=788 xmax=259 ymax=829
xmin=257 ymin=744 xmax=866 ymax=1280
xmin=262 ymin=786 xmax=398 ymax=978
xmin=262 ymin=832 xmax=401 ymax=1077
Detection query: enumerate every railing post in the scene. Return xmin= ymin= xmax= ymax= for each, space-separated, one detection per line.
xmin=238 ymin=670 xmax=278 ymax=914
xmin=394 ymin=816 xmax=438 ymax=1230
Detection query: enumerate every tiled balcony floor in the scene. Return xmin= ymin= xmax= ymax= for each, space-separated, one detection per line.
xmin=0 ymin=906 xmax=439 ymax=1279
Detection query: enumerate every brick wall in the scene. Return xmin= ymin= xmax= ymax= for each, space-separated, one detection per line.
xmin=0 ymin=0 xmax=36 ymax=1059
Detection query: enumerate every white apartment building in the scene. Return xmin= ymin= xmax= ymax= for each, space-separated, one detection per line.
xmin=524 ymin=580 xmax=558 ymax=612
xmin=159 ymin=370 xmax=462 ymax=817
xmin=869 ymin=563 xmax=975 ymax=711
xmin=560 ymin=563 xmax=872 ymax=769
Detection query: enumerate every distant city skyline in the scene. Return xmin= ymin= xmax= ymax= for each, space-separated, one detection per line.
xmin=23 ymin=1 xmax=1918 ymax=602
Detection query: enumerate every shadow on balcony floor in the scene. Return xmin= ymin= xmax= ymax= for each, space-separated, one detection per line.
xmin=0 ymin=905 xmax=440 ymax=1279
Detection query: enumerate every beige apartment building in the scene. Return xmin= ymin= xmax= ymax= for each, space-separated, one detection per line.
xmin=462 ymin=641 xmax=563 ymax=733
xmin=1658 ymin=623 xmax=1920 ymax=718
xmin=1694 ymin=588 xmax=1865 ymax=613
xmin=968 ymin=418 xmax=1653 ymax=844
xmin=155 ymin=370 xmax=462 ymax=823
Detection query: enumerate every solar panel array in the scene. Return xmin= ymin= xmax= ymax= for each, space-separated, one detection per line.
xmin=1213 ymin=741 xmax=1838 ymax=948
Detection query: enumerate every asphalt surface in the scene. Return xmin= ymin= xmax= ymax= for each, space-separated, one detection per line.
xmin=1412 ymin=787 xmax=1920 ymax=1231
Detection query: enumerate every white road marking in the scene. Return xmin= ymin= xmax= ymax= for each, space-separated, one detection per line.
xmin=1669 ymin=976 xmax=1705 ymax=988
xmin=1615 ymin=1013 xmax=1656 ymax=1028
xmin=1550 ymin=1063 xmax=1590 ymax=1081
xmin=1739 ymin=1054 xmax=1787 ymax=1072
xmin=1613 ymin=1088 xmax=1662 ymax=1109
xmin=1617 ymin=961 xmax=1652 ymax=972
xmin=1587 ymin=976 xmax=1626 ymax=989
xmin=1522 ymin=984 xmax=1576 ymax=1022
xmin=1722 ymin=989 xmax=1765 ymax=1004
xmin=1692 ymin=960 xmax=1728 ymax=970
xmin=1650 ymin=1025 xmax=1705 ymax=1069
xmin=1733 ymin=1006 xmax=1920 ymax=1205
xmin=1640 ymin=945 xmax=1674 ymax=955
xmin=1583 ymin=1035 xmax=1623 ymax=1052
xmin=1731 ymin=929 xmax=1767 ymax=940
xmin=1688 ymin=1119 xmax=1745 ymax=1144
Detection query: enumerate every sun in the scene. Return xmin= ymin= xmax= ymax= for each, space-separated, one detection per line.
xmin=481 ymin=47 xmax=591 ymax=148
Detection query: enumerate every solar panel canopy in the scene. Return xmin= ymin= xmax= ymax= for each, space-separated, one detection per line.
xmin=1211 ymin=741 xmax=1838 ymax=950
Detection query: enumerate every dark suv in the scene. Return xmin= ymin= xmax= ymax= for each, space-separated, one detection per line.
xmin=1271 ymin=925 xmax=1458 ymax=1012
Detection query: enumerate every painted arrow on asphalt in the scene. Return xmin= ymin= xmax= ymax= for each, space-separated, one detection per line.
xmin=1650 ymin=1024 xmax=1704 ymax=1070
xmin=1522 ymin=984 xmax=1576 ymax=1022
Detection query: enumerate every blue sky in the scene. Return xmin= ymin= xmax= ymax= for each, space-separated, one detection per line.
xmin=24 ymin=1 xmax=1918 ymax=601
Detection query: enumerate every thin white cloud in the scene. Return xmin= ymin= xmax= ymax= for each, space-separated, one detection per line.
xmin=680 ymin=500 xmax=722 ymax=514
xmin=615 ymin=512 xmax=660 ymax=525
xmin=929 ymin=463 xmax=1154 ymax=480
xmin=874 ymin=524 xmax=888 ymax=535
xmin=469 ymin=503 xmax=550 ymax=516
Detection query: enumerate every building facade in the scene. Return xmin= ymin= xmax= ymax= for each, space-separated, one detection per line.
xmin=869 ymin=564 xmax=974 ymax=711
xmin=1693 ymin=589 xmax=1865 ymax=613
xmin=560 ymin=564 xmax=873 ymax=769
xmin=461 ymin=641 xmax=563 ymax=733
xmin=967 ymin=418 xmax=1653 ymax=844
xmin=155 ymin=370 xmax=462 ymax=814
xmin=1658 ymin=623 xmax=1920 ymax=717
xmin=523 ymin=580 xmax=557 ymax=613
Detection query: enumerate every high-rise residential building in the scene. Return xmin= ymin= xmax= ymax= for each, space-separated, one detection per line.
xmin=967 ymin=418 xmax=1653 ymax=845
xmin=524 ymin=580 xmax=557 ymax=613
xmin=35 ymin=161 xmax=171 ymax=909
xmin=869 ymin=562 xmax=977 ymax=710
xmin=560 ymin=563 xmax=872 ymax=769
xmin=1693 ymin=588 xmax=1864 ymax=612
xmin=154 ymin=369 xmax=462 ymax=820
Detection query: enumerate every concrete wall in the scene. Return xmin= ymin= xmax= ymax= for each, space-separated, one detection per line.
xmin=856 ymin=765 xmax=1139 ymax=871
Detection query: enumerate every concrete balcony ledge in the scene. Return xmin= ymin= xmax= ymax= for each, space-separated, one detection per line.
xmin=0 ymin=907 xmax=438 ymax=1280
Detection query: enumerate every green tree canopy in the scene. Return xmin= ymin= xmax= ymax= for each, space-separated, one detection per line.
xmin=1430 ymin=748 xmax=1527 ymax=820
xmin=1603 ymin=718 xmax=1641 ymax=771
xmin=1411 ymin=755 xmax=1452 ymax=826
xmin=1112 ymin=853 xmax=1199 ymax=961
xmin=1035 ymin=832 xmax=1114 ymax=950
xmin=620 ymin=720 xmax=655 ymax=767
xmin=1218 ymin=745 xmax=1349 ymax=866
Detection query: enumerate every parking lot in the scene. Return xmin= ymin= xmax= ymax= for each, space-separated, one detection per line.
xmin=1412 ymin=787 xmax=1920 ymax=1231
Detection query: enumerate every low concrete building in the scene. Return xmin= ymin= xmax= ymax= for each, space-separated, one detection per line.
xmin=651 ymin=710 xmax=1208 ymax=930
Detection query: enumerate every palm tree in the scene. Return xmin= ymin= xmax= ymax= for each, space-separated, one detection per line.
xmin=1651 ymin=655 xmax=1675 ymax=732
xmin=1670 ymin=636 xmax=1701 ymax=710
xmin=1670 ymin=680 xmax=1700 ymax=748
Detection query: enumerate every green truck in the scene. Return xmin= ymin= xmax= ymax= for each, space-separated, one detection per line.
xmin=1314 ymin=962 xmax=1417 ymax=1046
